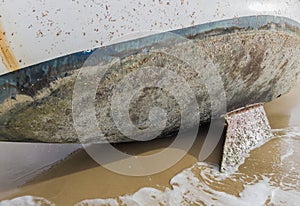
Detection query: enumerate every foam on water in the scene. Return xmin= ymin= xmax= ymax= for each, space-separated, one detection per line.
xmin=1 ymin=128 xmax=300 ymax=206
xmin=73 ymin=127 xmax=300 ymax=206
xmin=280 ymin=138 xmax=294 ymax=162
xmin=71 ymin=164 xmax=300 ymax=206
xmin=0 ymin=196 xmax=54 ymax=206
xmin=75 ymin=199 xmax=119 ymax=206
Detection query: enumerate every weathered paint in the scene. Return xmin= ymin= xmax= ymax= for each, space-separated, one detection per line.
xmin=221 ymin=103 xmax=274 ymax=173
xmin=0 ymin=22 xmax=19 ymax=72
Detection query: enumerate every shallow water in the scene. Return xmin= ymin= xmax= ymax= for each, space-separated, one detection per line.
xmin=0 ymin=85 xmax=300 ymax=206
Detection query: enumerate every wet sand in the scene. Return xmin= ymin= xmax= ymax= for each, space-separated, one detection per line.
xmin=0 ymin=85 xmax=300 ymax=205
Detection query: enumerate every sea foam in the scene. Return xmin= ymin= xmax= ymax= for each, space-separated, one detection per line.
xmin=1 ymin=128 xmax=300 ymax=206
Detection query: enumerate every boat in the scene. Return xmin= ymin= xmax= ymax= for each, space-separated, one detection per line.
xmin=0 ymin=1 xmax=300 ymax=143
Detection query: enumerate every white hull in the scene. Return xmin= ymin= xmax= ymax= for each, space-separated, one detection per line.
xmin=0 ymin=0 xmax=300 ymax=74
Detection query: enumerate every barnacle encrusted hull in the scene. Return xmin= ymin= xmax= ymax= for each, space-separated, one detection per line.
xmin=0 ymin=15 xmax=300 ymax=143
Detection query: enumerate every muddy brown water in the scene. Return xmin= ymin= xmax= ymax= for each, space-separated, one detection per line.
xmin=0 ymin=85 xmax=300 ymax=205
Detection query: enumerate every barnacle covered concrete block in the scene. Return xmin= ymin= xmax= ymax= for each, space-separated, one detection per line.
xmin=221 ymin=103 xmax=274 ymax=173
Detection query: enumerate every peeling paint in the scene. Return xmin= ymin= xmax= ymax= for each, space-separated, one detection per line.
xmin=0 ymin=22 xmax=19 ymax=72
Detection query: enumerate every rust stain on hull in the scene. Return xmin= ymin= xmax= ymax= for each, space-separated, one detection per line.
xmin=0 ymin=22 xmax=19 ymax=72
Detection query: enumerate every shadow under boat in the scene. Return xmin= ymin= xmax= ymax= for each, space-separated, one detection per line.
xmin=0 ymin=122 xmax=226 ymax=198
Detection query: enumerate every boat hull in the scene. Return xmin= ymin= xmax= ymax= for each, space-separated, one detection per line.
xmin=0 ymin=16 xmax=300 ymax=143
